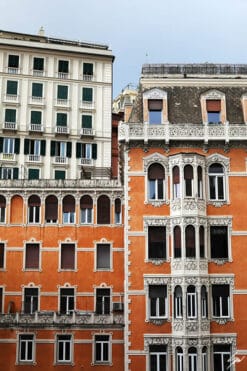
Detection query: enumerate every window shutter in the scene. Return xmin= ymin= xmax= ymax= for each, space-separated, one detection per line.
xmin=82 ymin=115 xmax=92 ymax=128
xmin=50 ymin=141 xmax=55 ymax=156
xmin=31 ymin=111 xmax=41 ymax=125
xmin=28 ymin=169 xmax=39 ymax=180
xmin=24 ymin=139 xmax=29 ymax=155
xmin=149 ymin=285 xmax=166 ymax=298
xmin=14 ymin=139 xmax=20 ymax=154
xmin=32 ymin=83 xmax=43 ymax=97
xmin=186 ymin=225 xmax=195 ymax=249
xmin=97 ymin=195 xmax=110 ymax=224
xmin=7 ymin=81 xmax=18 ymax=95
xmin=148 ymin=163 xmax=165 ymax=180
xmin=33 ymin=58 xmax=44 ymax=71
xmin=0 ymin=196 xmax=6 ymax=208
xmin=8 ymin=55 xmax=19 ymax=68
xmin=184 ymin=165 xmax=193 ymax=179
xmin=115 ymin=198 xmax=121 ymax=213
xmin=0 ymin=138 xmax=3 ymax=153
xmin=92 ymin=144 xmax=97 ymax=159
xmin=97 ymin=244 xmax=110 ymax=269
xmin=57 ymin=86 xmax=68 ymax=99
xmin=206 ymin=100 xmax=221 ymax=112
xmin=25 ymin=244 xmax=39 ymax=269
xmin=63 ymin=195 xmax=75 ymax=212
xmin=45 ymin=195 xmax=58 ymax=221
xmin=148 ymin=99 xmax=162 ymax=111
xmin=82 ymin=87 xmax=93 ymax=102
xmin=80 ymin=195 xmax=93 ymax=209
xmin=58 ymin=60 xmax=69 ymax=73
xmin=57 ymin=113 xmax=67 ymax=126
xmin=61 ymin=244 xmax=75 ymax=269
xmin=28 ymin=195 xmax=41 ymax=207
xmin=83 ymin=63 xmax=93 ymax=75
xmin=55 ymin=170 xmax=65 ymax=180
xmin=5 ymin=109 xmax=16 ymax=122
xmin=66 ymin=142 xmax=72 ymax=158
xmin=41 ymin=140 xmax=46 ymax=156
xmin=76 ymin=143 xmax=81 ymax=158
xmin=173 ymin=166 xmax=180 ymax=184
xmin=13 ymin=168 xmax=19 ymax=179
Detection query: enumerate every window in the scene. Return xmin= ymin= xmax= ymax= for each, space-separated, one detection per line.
xmin=207 ymin=100 xmax=221 ymax=123
xmin=33 ymin=57 xmax=44 ymax=73
xmin=55 ymin=170 xmax=66 ymax=180
xmin=114 ymin=198 xmax=121 ymax=224
xmin=97 ymin=195 xmax=110 ymax=224
xmin=213 ymin=344 xmax=231 ymax=371
xmin=0 ymin=243 xmax=5 ymax=268
xmin=45 ymin=195 xmax=58 ymax=223
xmin=28 ymin=169 xmax=40 ymax=180
xmin=0 ymin=287 xmax=3 ymax=313
xmin=0 ymin=196 xmax=6 ymax=223
xmin=23 ymin=287 xmax=38 ymax=314
xmin=174 ymin=286 xmax=183 ymax=318
xmin=30 ymin=111 xmax=42 ymax=126
xmin=209 ymin=164 xmax=225 ymax=201
xmin=62 ymin=195 xmax=75 ymax=224
xmin=32 ymin=83 xmax=43 ymax=98
xmin=57 ymin=85 xmax=68 ymax=101
xmin=201 ymin=286 xmax=208 ymax=318
xmin=76 ymin=142 xmax=97 ymax=160
xmin=96 ymin=244 xmax=110 ymax=270
xmin=173 ymin=166 xmax=180 ymax=199
xmin=210 ymin=226 xmax=228 ymax=259
xmin=5 ymin=108 xmax=16 ymax=123
xmin=60 ymin=243 xmax=75 ymax=270
xmin=81 ymin=114 xmax=92 ymax=129
xmin=184 ymin=165 xmax=193 ymax=197
xmin=28 ymin=195 xmax=40 ymax=223
xmin=24 ymin=139 xmax=45 ymax=156
xmin=149 ymin=345 xmax=167 ymax=371
xmin=83 ymin=62 xmax=93 ymax=80
xmin=60 ymin=288 xmax=75 ymax=314
xmin=56 ymin=112 xmax=67 ymax=127
xmin=58 ymin=60 xmax=69 ymax=77
xmin=0 ymin=167 xmax=18 ymax=179
xmin=199 ymin=226 xmax=205 ymax=258
xmin=82 ymin=87 xmax=93 ymax=102
xmin=212 ymin=284 xmax=230 ymax=318
xmin=148 ymin=99 xmax=162 ymax=124
xmin=176 ymin=347 xmax=183 ymax=371
xmin=185 ymin=225 xmax=195 ymax=258
xmin=149 ymin=285 xmax=167 ymax=319
xmin=18 ymin=334 xmax=34 ymax=363
xmin=96 ymin=288 xmax=110 ymax=315
xmin=25 ymin=243 xmax=40 ymax=270
xmin=94 ymin=335 xmax=110 ymax=363
xmin=197 ymin=166 xmax=203 ymax=198
xmin=202 ymin=347 xmax=208 ymax=371
xmin=50 ymin=141 xmax=71 ymax=158
xmin=148 ymin=163 xmax=165 ymax=200
xmin=80 ymin=195 xmax=93 ymax=224
xmin=6 ymin=80 xmax=18 ymax=96
xmin=188 ymin=347 xmax=197 ymax=371
xmin=8 ymin=55 xmax=19 ymax=73
xmin=148 ymin=226 xmax=166 ymax=260
xmin=174 ymin=226 xmax=181 ymax=258
xmin=187 ymin=286 xmax=197 ymax=319
xmin=56 ymin=335 xmax=72 ymax=363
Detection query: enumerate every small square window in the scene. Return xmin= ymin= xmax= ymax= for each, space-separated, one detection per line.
xmin=55 ymin=170 xmax=66 ymax=180
xmin=28 ymin=169 xmax=40 ymax=180
xmin=32 ymin=83 xmax=43 ymax=98
xmin=6 ymin=80 xmax=18 ymax=95
xmin=33 ymin=57 xmax=44 ymax=71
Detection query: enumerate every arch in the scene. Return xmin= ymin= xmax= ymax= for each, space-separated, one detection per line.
xmin=63 ymin=195 xmax=75 ymax=224
xmin=28 ymin=195 xmax=41 ymax=223
xmin=80 ymin=195 xmax=93 ymax=224
xmin=97 ymin=195 xmax=110 ymax=224
xmin=10 ymin=195 xmax=23 ymax=224
xmin=45 ymin=195 xmax=58 ymax=223
xmin=187 ymin=285 xmax=197 ymax=319
xmin=184 ymin=165 xmax=193 ymax=197
xmin=173 ymin=166 xmax=180 ymax=199
xmin=148 ymin=163 xmax=165 ymax=200
xmin=174 ymin=226 xmax=181 ymax=258
xmin=114 ymin=198 xmax=121 ymax=224
xmin=174 ymin=286 xmax=183 ymax=318
xmin=185 ymin=225 xmax=195 ymax=258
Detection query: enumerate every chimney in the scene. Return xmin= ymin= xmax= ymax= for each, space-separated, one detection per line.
xmin=38 ymin=27 xmax=45 ymax=36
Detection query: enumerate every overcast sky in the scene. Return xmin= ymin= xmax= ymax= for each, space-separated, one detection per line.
xmin=0 ymin=0 xmax=246 ymax=97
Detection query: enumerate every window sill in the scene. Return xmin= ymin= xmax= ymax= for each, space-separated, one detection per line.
xmin=146 ymin=258 xmax=167 ymax=266
xmin=208 ymin=200 xmax=227 ymax=207
xmin=210 ymin=259 xmax=230 ymax=265
xmin=148 ymin=317 xmax=168 ymax=326
xmin=145 ymin=199 xmax=169 ymax=207
xmin=212 ymin=317 xmax=232 ymax=325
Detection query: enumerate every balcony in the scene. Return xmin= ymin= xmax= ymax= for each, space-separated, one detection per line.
xmin=80 ymin=158 xmax=94 ymax=166
xmin=4 ymin=94 xmax=19 ymax=103
xmin=3 ymin=121 xmax=17 ymax=131
xmin=29 ymin=96 xmax=45 ymax=105
xmin=55 ymin=98 xmax=70 ymax=107
xmin=55 ymin=126 xmax=70 ymax=135
xmin=80 ymin=100 xmax=95 ymax=110
xmin=53 ymin=156 xmax=68 ymax=165
xmin=7 ymin=67 xmax=19 ymax=74
xmin=29 ymin=123 xmax=44 ymax=133
xmin=80 ymin=128 xmax=95 ymax=137
xmin=32 ymin=70 xmax=44 ymax=77
xmin=58 ymin=72 xmax=69 ymax=79
xmin=83 ymin=74 xmax=94 ymax=81
xmin=26 ymin=154 xmax=41 ymax=163
xmin=118 ymin=121 xmax=247 ymax=144
xmin=0 ymin=311 xmax=124 ymax=328
xmin=0 ymin=153 xmax=16 ymax=162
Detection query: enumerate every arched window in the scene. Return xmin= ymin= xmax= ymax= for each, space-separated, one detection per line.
xmin=173 ymin=166 xmax=180 ymax=199
xmin=176 ymin=347 xmax=183 ymax=371
xmin=45 ymin=195 xmax=58 ymax=223
xmin=10 ymin=195 xmax=23 ymax=224
xmin=148 ymin=163 xmax=165 ymax=200
xmin=174 ymin=286 xmax=183 ymax=318
xmin=80 ymin=195 xmax=93 ymax=224
xmin=187 ymin=286 xmax=197 ymax=319
xmin=199 ymin=226 xmax=205 ymax=258
xmin=114 ymin=198 xmax=121 ymax=224
xmin=97 ymin=195 xmax=110 ymax=224
xmin=202 ymin=346 xmax=207 ymax=371
xmin=185 ymin=225 xmax=195 ymax=258
xmin=63 ymin=195 xmax=75 ymax=224
xmin=197 ymin=166 xmax=203 ymax=198
xmin=28 ymin=195 xmax=40 ymax=223
xmin=188 ymin=347 xmax=197 ymax=371
xmin=201 ymin=286 xmax=208 ymax=318
xmin=209 ymin=163 xmax=225 ymax=200
xmin=174 ymin=226 xmax=181 ymax=258
xmin=0 ymin=195 xmax=6 ymax=223
xmin=184 ymin=165 xmax=193 ymax=197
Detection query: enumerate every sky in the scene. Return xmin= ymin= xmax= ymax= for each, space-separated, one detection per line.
xmin=0 ymin=0 xmax=247 ymax=97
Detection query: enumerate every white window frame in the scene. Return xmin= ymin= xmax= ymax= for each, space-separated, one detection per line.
xmin=176 ymin=348 xmax=183 ymax=371
xmin=188 ymin=351 xmax=197 ymax=371
xmin=56 ymin=334 xmax=73 ymax=364
xmin=81 ymin=207 xmax=93 ymax=224
xmin=174 ymin=286 xmax=183 ymax=319
xmin=95 ymin=242 xmax=112 ymax=271
xmin=148 ymin=285 xmax=168 ymax=320
xmin=149 ymin=346 xmax=167 ymax=371
xmin=187 ymin=288 xmax=197 ymax=319
xmin=59 ymin=243 xmax=76 ymax=271
xmin=63 ymin=211 xmax=75 ymax=224
xmin=93 ymin=334 xmax=111 ymax=364
xmin=28 ymin=205 xmax=40 ymax=224
xmin=59 ymin=287 xmax=75 ymax=314
xmin=213 ymin=346 xmax=231 ymax=371
xmin=95 ymin=287 xmax=111 ymax=315
xmin=23 ymin=287 xmax=39 ymax=314
xmin=3 ymin=137 xmax=15 ymax=154
xmin=202 ymin=348 xmax=208 ymax=371
xmin=18 ymin=334 xmax=35 ymax=364
xmin=212 ymin=294 xmax=230 ymax=319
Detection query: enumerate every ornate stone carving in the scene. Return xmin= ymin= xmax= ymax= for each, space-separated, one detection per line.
xmin=201 ymin=89 xmax=225 ymax=100
xmin=149 ymin=318 xmax=167 ymax=326
xmin=144 ymin=217 xmax=169 ymax=229
xmin=144 ymin=276 xmax=170 ymax=287
xmin=186 ymin=321 xmax=198 ymax=332
xmin=173 ymin=320 xmax=184 ymax=331
xmin=206 ymin=153 xmax=230 ymax=173
xmin=144 ymin=336 xmax=170 ymax=351
xmin=143 ymin=152 xmax=168 ymax=172
xmin=143 ymin=88 xmax=167 ymax=100
xmin=147 ymin=258 xmax=166 ymax=266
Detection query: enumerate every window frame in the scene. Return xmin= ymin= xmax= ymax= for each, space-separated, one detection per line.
xmin=24 ymin=243 xmax=41 ymax=271
xmin=17 ymin=334 xmax=35 ymax=364
xmin=28 ymin=195 xmax=41 ymax=224
xmin=59 ymin=287 xmax=75 ymax=314
xmin=93 ymin=334 xmax=111 ymax=365
xmin=56 ymin=334 xmax=73 ymax=364
xmin=174 ymin=286 xmax=183 ymax=319
xmin=212 ymin=284 xmax=231 ymax=319
xmin=23 ymin=287 xmax=39 ymax=314
xmin=148 ymin=225 xmax=167 ymax=261
xmin=60 ymin=243 xmax=76 ymax=271
xmin=0 ymin=243 xmax=5 ymax=269
xmin=186 ymin=286 xmax=197 ymax=319
xmin=148 ymin=284 xmax=168 ymax=320
xmin=213 ymin=344 xmax=231 ymax=371
xmin=149 ymin=344 xmax=167 ymax=371
xmin=148 ymin=163 xmax=165 ymax=201
xmin=95 ymin=243 xmax=112 ymax=271
xmin=95 ymin=287 xmax=111 ymax=315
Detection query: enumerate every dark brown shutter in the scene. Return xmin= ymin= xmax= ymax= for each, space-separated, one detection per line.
xmin=184 ymin=165 xmax=193 ymax=179
xmin=186 ymin=225 xmax=195 ymax=249
xmin=97 ymin=195 xmax=110 ymax=224
xmin=212 ymin=285 xmax=229 ymax=297
xmin=45 ymin=195 xmax=58 ymax=220
xmin=198 ymin=166 xmax=202 ymax=181
xmin=0 ymin=244 xmax=4 ymax=268
xmin=0 ymin=196 xmax=6 ymax=208
xmin=80 ymin=195 xmax=93 ymax=209
xmin=63 ymin=195 xmax=75 ymax=213
xmin=174 ymin=226 xmax=181 ymax=249
xmin=148 ymin=164 xmax=165 ymax=180
xmin=61 ymin=244 xmax=75 ymax=269
xmin=173 ymin=166 xmax=180 ymax=184
xmin=206 ymin=100 xmax=221 ymax=111
xmin=148 ymin=99 xmax=162 ymax=110
xmin=28 ymin=195 xmax=41 ymax=207
xmin=25 ymin=244 xmax=39 ymax=269
xmin=115 ymin=198 xmax=121 ymax=213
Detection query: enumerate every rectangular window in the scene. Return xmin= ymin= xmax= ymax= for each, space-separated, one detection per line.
xmin=0 ymin=167 xmax=17 ymax=180
xmin=58 ymin=60 xmax=69 ymax=75
xmin=212 ymin=284 xmax=230 ymax=318
xmin=57 ymin=85 xmax=68 ymax=100
xmin=61 ymin=244 xmax=75 ymax=270
xmin=32 ymin=83 xmax=43 ymax=98
xmin=25 ymin=243 xmax=40 ymax=270
xmin=213 ymin=344 xmax=231 ymax=371
xmin=149 ymin=285 xmax=167 ymax=318
xmin=8 ymin=55 xmax=19 ymax=73
xmin=60 ymin=288 xmax=75 ymax=314
xmin=5 ymin=109 xmax=16 ymax=123
xmin=33 ymin=57 xmax=44 ymax=71
xmin=23 ymin=287 xmax=38 ymax=314
xmin=0 ymin=287 xmax=3 ymax=313
xmin=31 ymin=111 xmax=42 ymax=125
xmin=148 ymin=99 xmax=162 ymax=124
xmin=148 ymin=226 xmax=166 ymax=260
xmin=150 ymin=345 xmax=167 ymax=371
xmin=96 ymin=244 xmax=110 ymax=270
xmin=56 ymin=113 xmax=67 ymax=126
xmin=207 ymin=100 xmax=221 ymax=123
xmin=18 ymin=334 xmax=34 ymax=363
xmin=83 ymin=63 xmax=93 ymax=79
xmin=96 ymin=288 xmax=110 ymax=315
xmin=82 ymin=114 xmax=92 ymax=128
xmin=56 ymin=335 xmax=72 ymax=363
xmin=28 ymin=169 xmax=40 ymax=180
xmin=28 ymin=205 xmax=40 ymax=224
xmin=94 ymin=335 xmax=110 ymax=363
xmin=6 ymin=80 xmax=18 ymax=95
xmin=82 ymin=87 xmax=93 ymax=102
xmin=0 ymin=243 xmax=4 ymax=268
xmin=210 ymin=226 xmax=228 ymax=259
xmin=55 ymin=170 xmax=66 ymax=180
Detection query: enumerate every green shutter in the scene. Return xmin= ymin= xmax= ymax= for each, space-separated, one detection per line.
xmin=28 ymin=169 xmax=39 ymax=180
xmin=13 ymin=168 xmax=19 ymax=179
xmin=8 ymin=55 xmax=19 ymax=68
xmin=92 ymin=144 xmax=97 ymax=159
xmin=67 ymin=142 xmax=72 ymax=158
xmin=55 ymin=170 xmax=65 ymax=180
xmin=33 ymin=58 xmax=44 ymax=71
xmin=7 ymin=81 xmax=18 ymax=95
xmin=57 ymin=85 xmax=68 ymax=99
xmin=32 ymin=83 xmax=43 ymax=97
xmin=5 ymin=109 xmax=16 ymax=123
xmin=76 ymin=143 xmax=81 ymax=158
xmin=83 ymin=63 xmax=93 ymax=75
xmin=58 ymin=60 xmax=69 ymax=73
xmin=31 ymin=111 xmax=42 ymax=125
xmin=82 ymin=115 xmax=92 ymax=128
xmin=41 ymin=140 xmax=46 ymax=156
xmin=56 ymin=113 xmax=67 ymax=126
xmin=82 ymin=88 xmax=93 ymax=102
xmin=0 ymin=138 xmax=3 ymax=153
xmin=50 ymin=141 xmax=55 ymax=156
xmin=24 ymin=139 xmax=29 ymax=155
xmin=14 ymin=139 xmax=20 ymax=154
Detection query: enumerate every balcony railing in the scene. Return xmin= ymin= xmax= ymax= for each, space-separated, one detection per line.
xmin=83 ymin=74 xmax=94 ymax=81
xmin=53 ymin=156 xmax=68 ymax=164
xmin=80 ymin=158 xmax=93 ymax=166
xmin=80 ymin=128 xmax=95 ymax=137
xmin=4 ymin=94 xmax=19 ymax=102
xmin=55 ymin=126 xmax=70 ymax=135
xmin=58 ymin=72 xmax=69 ymax=79
xmin=7 ymin=67 xmax=19 ymax=74
xmin=3 ymin=122 xmax=17 ymax=131
xmin=33 ymin=70 xmax=44 ymax=77
xmin=29 ymin=96 xmax=45 ymax=105
xmin=55 ymin=98 xmax=70 ymax=106
xmin=29 ymin=123 xmax=44 ymax=133
xmin=26 ymin=154 xmax=41 ymax=163
xmin=0 ymin=153 xmax=16 ymax=161
xmin=118 ymin=122 xmax=247 ymax=144
xmin=80 ymin=100 xmax=95 ymax=110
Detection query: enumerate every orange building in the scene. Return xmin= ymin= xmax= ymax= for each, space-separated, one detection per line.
xmin=119 ymin=64 xmax=247 ymax=371
xmin=0 ymin=30 xmax=124 ymax=370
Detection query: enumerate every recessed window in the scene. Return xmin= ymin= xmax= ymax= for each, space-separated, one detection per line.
xmin=213 ymin=344 xmax=231 ymax=371
xmin=202 ymin=347 xmax=208 ymax=371
xmin=33 ymin=57 xmax=44 ymax=72
xmin=60 ymin=243 xmax=75 ymax=270
xmin=56 ymin=112 xmax=67 ymax=127
xmin=210 ymin=226 xmax=228 ymax=259
xmin=60 ymin=288 xmax=75 ymax=314
xmin=186 ymin=286 xmax=197 ymax=319
xmin=184 ymin=165 xmax=193 ymax=197
xmin=57 ymin=85 xmax=68 ymax=101
xmin=82 ymin=87 xmax=93 ymax=102
xmin=81 ymin=114 xmax=92 ymax=129
xmin=0 ymin=167 xmax=18 ymax=179
xmin=212 ymin=284 xmax=230 ymax=318
xmin=199 ymin=226 xmax=205 ymax=258
xmin=28 ymin=169 xmax=40 ymax=180
xmin=94 ymin=335 xmax=110 ymax=364
xmin=209 ymin=164 xmax=225 ymax=201
xmin=0 ymin=287 xmax=3 ymax=313
xmin=6 ymin=80 xmax=18 ymax=96
xmin=176 ymin=347 xmax=184 ymax=371
xmin=201 ymin=286 xmax=208 ymax=318
xmin=148 ymin=226 xmax=166 ymax=260
xmin=23 ymin=287 xmax=38 ymax=314
xmin=149 ymin=285 xmax=167 ymax=319
xmin=28 ymin=195 xmax=40 ymax=224
xmin=25 ymin=243 xmax=40 ymax=270
xmin=45 ymin=195 xmax=58 ymax=223
xmin=185 ymin=225 xmax=195 ymax=258
xmin=55 ymin=170 xmax=66 ymax=180
xmin=207 ymin=100 xmax=221 ymax=123
xmin=32 ymin=83 xmax=43 ymax=98
xmin=96 ymin=244 xmax=110 ymax=270
xmin=174 ymin=286 xmax=183 ymax=318
xmin=51 ymin=140 xmax=71 ymax=158
xmin=174 ymin=226 xmax=181 ymax=258
xmin=83 ymin=63 xmax=93 ymax=80
xmin=97 ymin=195 xmax=110 ymax=224
xmin=149 ymin=344 xmax=167 ymax=371
xmin=96 ymin=288 xmax=110 ymax=315
xmin=0 ymin=196 xmax=6 ymax=223
xmin=56 ymin=334 xmax=72 ymax=363
xmin=5 ymin=108 xmax=16 ymax=124
xmin=197 ymin=166 xmax=203 ymax=198
xmin=58 ymin=60 xmax=69 ymax=78
xmin=148 ymin=99 xmax=162 ymax=124
xmin=30 ymin=111 xmax=42 ymax=125
xmin=18 ymin=334 xmax=34 ymax=363
xmin=114 ymin=198 xmax=121 ymax=224
xmin=80 ymin=195 xmax=93 ymax=224
xmin=148 ymin=163 xmax=165 ymax=200
xmin=76 ymin=142 xmax=97 ymax=160
xmin=62 ymin=195 xmax=75 ymax=224
xmin=173 ymin=166 xmax=180 ymax=199
xmin=8 ymin=55 xmax=19 ymax=73
xmin=188 ymin=347 xmax=197 ymax=371
xmin=0 ymin=243 xmax=5 ymax=268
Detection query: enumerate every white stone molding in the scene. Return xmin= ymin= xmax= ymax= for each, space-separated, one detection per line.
xmin=143 ymin=88 xmax=167 ymax=100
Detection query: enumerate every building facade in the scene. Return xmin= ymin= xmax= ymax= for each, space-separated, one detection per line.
xmin=119 ymin=64 xmax=247 ymax=371
xmin=0 ymin=30 xmax=124 ymax=370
